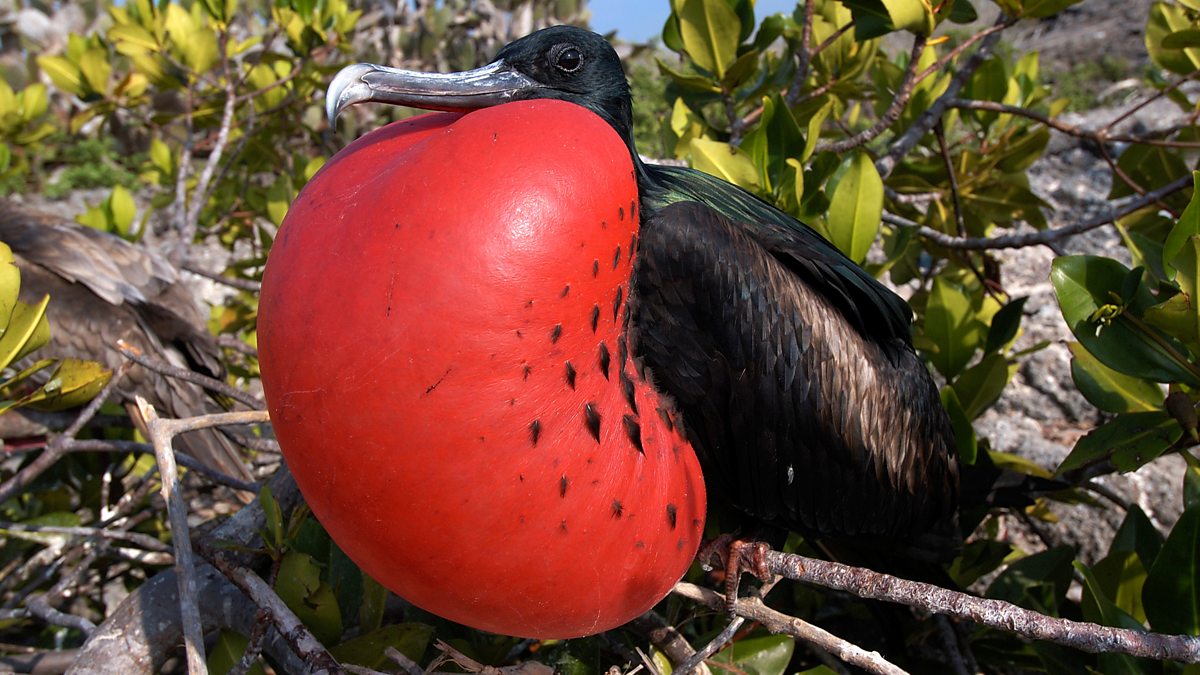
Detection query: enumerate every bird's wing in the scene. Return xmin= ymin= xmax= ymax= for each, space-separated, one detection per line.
xmin=642 ymin=165 xmax=913 ymax=344
xmin=0 ymin=204 xmax=178 ymax=306
xmin=631 ymin=200 xmax=959 ymax=558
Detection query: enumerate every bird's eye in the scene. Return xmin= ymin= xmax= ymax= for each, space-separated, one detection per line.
xmin=554 ymin=46 xmax=583 ymax=73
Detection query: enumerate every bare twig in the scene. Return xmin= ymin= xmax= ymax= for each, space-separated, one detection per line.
xmin=182 ymin=31 xmax=241 ymax=256
xmin=117 ymin=339 xmax=264 ymax=409
xmin=784 ymin=0 xmax=818 ymax=108
xmin=630 ymin=612 xmax=712 ymax=675
xmin=137 ymin=397 xmax=207 ymax=675
xmin=0 ymin=362 xmax=129 ymax=504
xmin=763 ymin=551 xmax=1200 ymax=663
xmin=675 ymin=616 xmax=746 ymax=675
xmin=894 ymin=171 xmax=1195 ymax=250
xmin=948 ymin=99 xmax=1200 ymax=149
xmin=198 ymin=543 xmax=342 ymax=674
xmin=183 ymin=261 xmax=263 ymax=293
xmin=65 ymin=438 xmax=260 ymax=492
xmin=878 ymin=17 xmax=1008 ymax=178
xmin=673 ymin=582 xmax=908 ymax=675
xmin=815 ymin=34 xmax=927 ymax=155
xmin=0 ymin=521 xmax=170 ymax=553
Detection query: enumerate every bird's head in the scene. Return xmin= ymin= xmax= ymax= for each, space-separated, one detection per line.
xmin=327 ymin=26 xmax=635 ymax=154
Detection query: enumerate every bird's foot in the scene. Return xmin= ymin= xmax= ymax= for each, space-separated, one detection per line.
xmin=698 ymin=535 xmax=773 ymax=614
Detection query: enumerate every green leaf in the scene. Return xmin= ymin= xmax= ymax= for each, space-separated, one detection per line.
xmin=0 ymin=242 xmax=20 ymax=326
xmin=275 ymin=551 xmax=343 ymax=645
xmin=1148 ymin=2 xmax=1200 ymax=74
xmin=36 ymin=56 xmax=85 ymax=98
xmin=1076 ymin=561 xmax=1149 ymax=675
xmin=330 ymin=623 xmax=434 ymax=669
xmin=1088 ymin=551 xmax=1150 ymax=624
xmin=1163 ymin=171 xmax=1200 ymax=277
xmin=675 ymin=0 xmax=740 ymax=78
xmin=923 ymin=277 xmax=980 ymax=379
xmin=0 ymin=294 xmax=51 ymax=369
xmin=710 ymin=634 xmax=795 ymax=675
xmin=207 ymin=631 xmax=267 ymax=675
xmin=1164 ymin=28 xmax=1200 ymax=49
xmin=109 ymin=186 xmax=137 ymax=235
xmin=840 ymin=0 xmax=931 ymax=38
xmin=358 ymin=573 xmax=388 ymax=633
xmin=1057 ymin=412 xmax=1182 ymax=475
xmin=1143 ymin=505 xmax=1200 ymax=635
xmin=823 ymin=151 xmax=882 ymax=264
xmin=266 ymin=175 xmax=292 ymax=227
xmin=987 ymin=546 xmax=1075 ymax=615
xmin=1110 ymin=505 xmax=1164 ymax=574
xmin=1068 ymin=342 xmax=1164 ymax=413
xmin=951 ymin=352 xmax=1012 ymax=420
xmin=940 ymin=386 xmax=977 ymax=464
xmin=985 ymin=296 xmax=1027 ymax=354
xmin=1145 ymin=292 xmax=1200 ymax=354
xmin=78 ymin=49 xmax=111 ymax=96
xmin=260 ymin=484 xmax=283 ymax=551
xmin=26 ymin=358 xmax=112 ymax=411
xmin=689 ymin=138 xmax=760 ymax=192
xmin=1051 ymin=256 xmax=1200 ymax=386
xmin=1020 ymin=0 xmax=1084 ymax=19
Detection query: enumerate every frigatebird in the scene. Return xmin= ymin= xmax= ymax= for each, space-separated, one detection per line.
xmin=0 ymin=201 xmax=253 ymax=485
xmin=324 ymin=26 xmax=962 ymax=570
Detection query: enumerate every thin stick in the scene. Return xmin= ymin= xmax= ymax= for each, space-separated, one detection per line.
xmin=674 ymin=616 xmax=745 ymax=675
xmin=0 ymin=362 xmax=129 ymax=504
xmin=137 ymin=397 xmax=207 ymax=675
xmin=673 ymin=582 xmax=908 ymax=675
xmin=200 ymin=547 xmax=342 ymax=673
xmin=815 ymin=34 xmax=927 ymax=155
xmin=763 ymin=550 xmax=1200 ymax=663
xmin=118 ymin=339 xmax=264 ymax=409
xmin=895 ymin=171 xmax=1194 ymax=250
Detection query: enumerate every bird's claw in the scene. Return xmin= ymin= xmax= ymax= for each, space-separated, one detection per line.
xmin=698 ymin=535 xmax=774 ymax=614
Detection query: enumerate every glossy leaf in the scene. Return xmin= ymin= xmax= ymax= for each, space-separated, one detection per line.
xmin=1110 ymin=505 xmax=1164 ymax=572
xmin=0 ymin=242 xmax=20 ymax=326
xmin=675 ymin=0 xmax=740 ymax=78
xmin=36 ymin=56 xmax=85 ymax=98
xmin=329 ymin=623 xmax=434 ymax=669
xmin=1057 ymin=412 xmax=1182 ymax=475
xmin=26 ymin=359 xmax=112 ymax=411
xmin=690 ymin=138 xmax=760 ymax=192
xmin=1076 ymin=561 xmax=1149 ymax=675
xmin=1144 ymin=292 xmax=1200 ymax=355
xmin=1068 ymin=342 xmax=1164 ymax=413
xmin=940 ymin=386 xmax=977 ymax=464
xmin=207 ymin=631 xmax=267 ymax=675
xmin=1051 ymin=256 xmax=1200 ymax=386
xmin=1088 ymin=551 xmax=1150 ymax=624
xmin=985 ymin=296 xmax=1027 ymax=354
xmin=1021 ymin=0 xmax=1084 ymax=19
xmin=1163 ymin=170 xmax=1200 ymax=276
xmin=824 ymin=151 xmax=882 ymax=264
xmin=924 ymin=277 xmax=980 ymax=379
xmin=1143 ymin=505 xmax=1200 ymax=635
xmin=710 ymin=634 xmax=795 ymax=675
xmin=951 ymin=352 xmax=1012 ymax=420
xmin=275 ymin=551 xmax=343 ymax=645
xmin=0 ymin=294 xmax=51 ymax=369
xmin=1147 ymin=2 xmax=1200 ymax=75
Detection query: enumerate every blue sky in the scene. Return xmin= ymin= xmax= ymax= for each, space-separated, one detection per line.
xmin=589 ymin=1 xmax=798 ymax=43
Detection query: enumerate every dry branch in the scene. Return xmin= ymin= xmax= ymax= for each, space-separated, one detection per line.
xmin=672 ymin=582 xmax=908 ymax=675
xmin=763 ymin=550 xmax=1200 ymax=663
xmin=136 ymin=397 xmax=207 ymax=675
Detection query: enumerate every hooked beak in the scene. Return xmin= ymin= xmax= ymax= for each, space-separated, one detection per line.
xmin=326 ymin=61 xmax=544 ymax=125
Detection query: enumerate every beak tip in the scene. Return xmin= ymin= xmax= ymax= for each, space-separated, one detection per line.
xmin=326 ymin=63 xmax=381 ymax=128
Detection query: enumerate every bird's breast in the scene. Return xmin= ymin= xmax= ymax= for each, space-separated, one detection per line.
xmin=259 ymin=101 xmax=705 ymax=638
